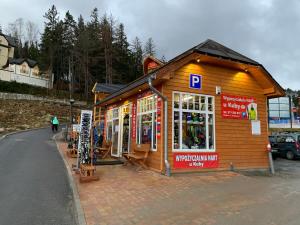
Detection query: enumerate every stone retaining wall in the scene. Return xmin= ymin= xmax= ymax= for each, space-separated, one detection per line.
xmin=0 ymin=92 xmax=87 ymax=106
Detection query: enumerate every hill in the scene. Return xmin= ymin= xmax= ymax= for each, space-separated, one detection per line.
xmin=0 ymin=99 xmax=86 ymax=136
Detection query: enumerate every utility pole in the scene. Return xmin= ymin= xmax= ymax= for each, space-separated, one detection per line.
xmin=69 ymin=56 xmax=72 ymax=100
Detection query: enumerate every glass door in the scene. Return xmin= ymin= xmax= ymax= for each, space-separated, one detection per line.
xmin=119 ymin=104 xmax=131 ymax=154
xmin=111 ymin=108 xmax=120 ymax=157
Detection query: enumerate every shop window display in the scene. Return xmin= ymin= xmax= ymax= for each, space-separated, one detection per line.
xmin=173 ymin=92 xmax=215 ymax=151
xmin=137 ymin=95 xmax=157 ymax=150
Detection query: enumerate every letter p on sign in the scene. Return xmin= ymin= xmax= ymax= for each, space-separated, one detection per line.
xmin=190 ymin=74 xmax=202 ymax=89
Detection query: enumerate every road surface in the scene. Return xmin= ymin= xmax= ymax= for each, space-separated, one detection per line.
xmin=0 ymin=128 xmax=76 ymax=225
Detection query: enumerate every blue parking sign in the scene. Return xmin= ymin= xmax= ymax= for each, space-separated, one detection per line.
xmin=190 ymin=74 xmax=202 ymax=89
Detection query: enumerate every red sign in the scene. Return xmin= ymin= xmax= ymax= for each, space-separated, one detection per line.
xmin=221 ymin=94 xmax=257 ymax=120
xmin=157 ymin=97 xmax=161 ymax=138
xmin=131 ymin=102 xmax=137 ymax=139
xmin=173 ymin=152 xmax=219 ymax=169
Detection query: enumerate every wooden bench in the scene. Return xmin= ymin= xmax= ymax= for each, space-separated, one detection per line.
xmin=79 ymin=164 xmax=99 ymax=183
xmin=123 ymin=144 xmax=150 ymax=169
xmin=95 ymin=140 xmax=112 ymax=159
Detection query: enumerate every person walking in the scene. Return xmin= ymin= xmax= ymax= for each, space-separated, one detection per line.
xmin=52 ymin=116 xmax=59 ymax=132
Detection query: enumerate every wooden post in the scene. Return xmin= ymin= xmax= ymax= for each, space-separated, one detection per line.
xmin=90 ymin=127 xmax=94 ymax=166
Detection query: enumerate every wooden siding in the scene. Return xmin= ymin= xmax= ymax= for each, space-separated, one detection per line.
xmin=163 ymin=62 xmax=269 ymax=173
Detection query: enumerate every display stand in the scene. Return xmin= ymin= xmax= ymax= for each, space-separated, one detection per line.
xmin=79 ymin=126 xmax=99 ymax=183
xmin=67 ymin=131 xmax=78 ymax=158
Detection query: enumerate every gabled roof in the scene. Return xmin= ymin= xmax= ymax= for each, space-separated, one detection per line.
xmin=0 ymin=32 xmax=17 ymax=47
xmin=194 ymin=39 xmax=259 ymax=65
xmin=96 ymin=39 xmax=284 ymax=106
xmin=8 ymin=58 xmax=38 ymax=68
xmin=92 ymin=83 xmax=125 ymax=94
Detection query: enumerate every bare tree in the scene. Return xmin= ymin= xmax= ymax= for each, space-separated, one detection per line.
xmin=6 ymin=18 xmax=25 ymax=43
xmin=26 ymin=21 xmax=39 ymax=45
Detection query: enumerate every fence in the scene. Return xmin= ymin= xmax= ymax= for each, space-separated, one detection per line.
xmin=0 ymin=69 xmax=53 ymax=89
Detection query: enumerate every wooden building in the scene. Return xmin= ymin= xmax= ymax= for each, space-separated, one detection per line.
xmin=94 ymin=39 xmax=285 ymax=175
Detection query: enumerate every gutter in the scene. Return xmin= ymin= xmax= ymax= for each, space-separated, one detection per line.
xmin=148 ymin=74 xmax=171 ymax=176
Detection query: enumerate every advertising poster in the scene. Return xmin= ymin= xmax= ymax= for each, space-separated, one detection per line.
xmin=157 ymin=97 xmax=161 ymax=138
xmin=131 ymin=102 xmax=137 ymax=139
xmin=173 ymin=152 xmax=219 ymax=169
xmin=221 ymin=94 xmax=257 ymax=120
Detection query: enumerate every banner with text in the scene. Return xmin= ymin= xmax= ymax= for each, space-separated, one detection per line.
xmin=221 ymin=94 xmax=257 ymax=120
xmin=131 ymin=102 xmax=137 ymax=139
xmin=173 ymin=152 xmax=219 ymax=169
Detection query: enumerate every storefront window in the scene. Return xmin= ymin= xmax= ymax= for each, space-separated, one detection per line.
xmin=106 ymin=109 xmax=118 ymax=142
xmin=137 ymin=95 xmax=157 ymax=150
xmin=173 ymin=92 xmax=215 ymax=151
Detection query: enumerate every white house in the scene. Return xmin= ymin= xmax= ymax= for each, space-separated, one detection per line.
xmin=0 ymin=32 xmax=53 ymax=89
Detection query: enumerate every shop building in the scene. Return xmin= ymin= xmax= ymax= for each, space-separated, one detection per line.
xmin=94 ymin=39 xmax=285 ymax=175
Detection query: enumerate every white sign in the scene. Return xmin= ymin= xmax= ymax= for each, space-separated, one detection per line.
xmin=251 ymin=120 xmax=261 ymax=135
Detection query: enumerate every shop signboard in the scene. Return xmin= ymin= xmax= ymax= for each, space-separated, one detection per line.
xmin=173 ymin=152 xmax=219 ymax=169
xmin=189 ymin=74 xmax=202 ymax=89
xmin=77 ymin=110 xmax=93 ymax=165
xmin=221 ymin=94 xmax=257 ymax=120
xmin=131 ymin=102 xmax=137 ymax=139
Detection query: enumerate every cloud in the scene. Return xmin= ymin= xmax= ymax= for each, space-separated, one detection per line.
xmin=1 ymin=0 xmax=300 ymax=89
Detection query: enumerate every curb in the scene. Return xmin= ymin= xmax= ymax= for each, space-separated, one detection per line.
xmin=53 ymin=132 xmax=87 ymax=225
xmin=0 ymin=124 xmax=68 ymax=142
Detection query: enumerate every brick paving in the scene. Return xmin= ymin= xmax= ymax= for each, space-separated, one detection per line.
xmin=57 ymin=141 xmax=241 ymax=225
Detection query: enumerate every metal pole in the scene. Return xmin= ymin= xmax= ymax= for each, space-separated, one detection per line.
xmin=268 ymin=152 xmax=275 ymax=175
xmin=289 ymin=96 xmax=292 ymax=129
xmin=148 ymin=75 xmax=171 ymax=176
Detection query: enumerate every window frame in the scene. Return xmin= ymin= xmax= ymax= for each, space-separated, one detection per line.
xmin=136 ymin=94 xmax=158 ymax=151
xmin=172 ymin=91 xmax=216 ymax=152
xmin=106 ymin=108 xmax=119 ymax=141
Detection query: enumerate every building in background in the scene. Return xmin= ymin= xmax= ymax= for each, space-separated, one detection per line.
xmin=0 ymin=32 xmax=53 ymax=89
xmin=268 ymin=96 xmax=300 ymax=128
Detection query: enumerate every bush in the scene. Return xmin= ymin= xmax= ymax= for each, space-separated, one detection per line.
xmin=0 ymin=80 xmax=87 ymax=101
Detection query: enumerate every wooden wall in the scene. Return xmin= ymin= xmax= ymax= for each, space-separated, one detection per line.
xmin=163 ymin=62 xmax=269 ymax=173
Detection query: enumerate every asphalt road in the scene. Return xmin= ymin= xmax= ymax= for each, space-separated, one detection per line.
xmin=0 ymin=128 xmax=76 ymax=225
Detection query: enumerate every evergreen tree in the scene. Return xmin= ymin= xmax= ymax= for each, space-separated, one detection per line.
xmin=144 ymin=37 xmax=156 ymax=56
xmin=113 ymin=23 xmax=131 ymax=83
xmin=28 ymin=42 xmax=40 ymax=61
xmin=40 ymin=5 xmax=62 ymax=85
xmin=21 ymin=41 xmax=29 ymax=58
xmin=61 ymin=10 xmax=77 ymax=91
xmin=100 ymin=14 xmax=114 ymax=84
xmin=74 ymin=14 xmax=92 ymax=98
xmin=131 ymin=36 xmax=143 ymax=78
xmin=36 ymin=6 xmax=151 ymax=95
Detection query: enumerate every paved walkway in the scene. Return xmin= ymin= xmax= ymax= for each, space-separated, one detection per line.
xmin=58 ymin=139 xmax=300 ymax=225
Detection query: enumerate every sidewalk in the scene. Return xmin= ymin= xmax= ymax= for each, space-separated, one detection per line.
xmin=57 ymin=141 xmax=240 ymax=225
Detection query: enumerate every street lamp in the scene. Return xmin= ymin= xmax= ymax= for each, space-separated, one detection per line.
xmin=70 ymin=98 xmax=75 ymax=124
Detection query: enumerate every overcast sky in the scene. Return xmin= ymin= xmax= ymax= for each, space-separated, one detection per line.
xmin=1 ymin=0 xmax=299 ymax=90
